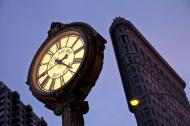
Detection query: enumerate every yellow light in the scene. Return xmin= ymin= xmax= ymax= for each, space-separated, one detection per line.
xmin=130 ymin=99 xmax=140 ymax=107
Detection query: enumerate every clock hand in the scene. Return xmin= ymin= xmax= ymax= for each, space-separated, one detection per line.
xmin=38 ymin=54 xmax=71 ymax=79
xmin=48 ymin=64 xmax=58 ymax=71
xmin=59 ymin=62 xmax=72 ymax=69
xmin=55 ymin=54 xmax=68 ymax=64
xmin=60 ymin=54 xmax=68 ymax=61
xmin=40 ymin=62 xmax=71 ymax=80
xmin=37 ymin=64 xmax=57 ymax=79
xmin=55 ymin=59 xmax=72 ymax=68
xmin=55 ymin=54 xmax=72 ymax=68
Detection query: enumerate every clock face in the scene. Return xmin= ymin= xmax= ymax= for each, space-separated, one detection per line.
xmin=35 ymin=33 xmax=85 ymax=92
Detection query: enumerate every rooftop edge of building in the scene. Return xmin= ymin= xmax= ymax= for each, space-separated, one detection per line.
xmin=0 ymin=81 xmax=48 ymax=125
xmin=109 ymin=17 xmax=186 ymax=88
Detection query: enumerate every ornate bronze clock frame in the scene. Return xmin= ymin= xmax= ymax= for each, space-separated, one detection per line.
xmin=26 ymin=22 xmax=106 ymax=126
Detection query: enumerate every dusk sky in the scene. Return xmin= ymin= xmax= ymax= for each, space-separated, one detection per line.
xmin=0 ymin=0 xmax=190 ymax=126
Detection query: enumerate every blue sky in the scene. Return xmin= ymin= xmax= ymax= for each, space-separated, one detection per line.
xmin=0 ymin=0 xmax=190 ymax=125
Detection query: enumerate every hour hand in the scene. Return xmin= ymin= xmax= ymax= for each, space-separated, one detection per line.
xmin=59 ymin=54 xmax=68 ymax=61
xmin=55 ymin=54 xmax=68 ymax=64
xmin=55 ymin=59 xmax=72 ymax=68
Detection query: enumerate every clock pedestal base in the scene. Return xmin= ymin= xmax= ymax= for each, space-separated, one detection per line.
xmin=61 ymin=100 xmax=89 ymax=126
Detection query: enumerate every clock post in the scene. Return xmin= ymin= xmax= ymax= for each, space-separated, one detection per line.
xmin=60 ymin=95 xmax=89 ymax=126
xmin=26 ymin=22 xmax=106 ymax=126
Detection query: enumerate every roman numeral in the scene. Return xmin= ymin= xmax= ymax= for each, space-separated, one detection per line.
xmin=68 ymin=69 xmax=75 ymax=75
xmin=47 ymin=50 xmax=54 ymax=56
xmin=49 ymin=79 xmax=55 ymax=91
xmin=74 ymin=46 xmax=84 ymax=54
xmin=73 ymin=58 xmax=82 ymax=64
xmin=56 ymin=42 xmax=61 ymax=50
xmin=60 ymin=76 xmax=65 ymax=86
xmin=70 ymin=37 xmax=79 ymax=49
xmin=40 ymin=76 xmax=50 ymax=88
xmin=40 ymin=62 xmax=48 ymax=66
xmin=37 ymin=71 xmax=47 ymax=79
xmin=65 ymin=36 xmax=70 ymax=47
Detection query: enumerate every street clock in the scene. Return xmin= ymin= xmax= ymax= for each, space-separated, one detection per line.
xmin=26 ymin=22 xmax=106 ymax=116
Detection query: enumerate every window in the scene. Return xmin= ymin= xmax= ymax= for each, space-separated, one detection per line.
xmin=141 ymin=97 xmax=146 ymax=104
xmin=136 ymin=86 xmax=143 ymax=94
xmin=119 ymin=28 xmax=122 ymax=33
xmin=130 ymin=65 xmax=136 ymax=74
xmin=155 ymin=120 xmax=159 ymax=126
xmin=136 ymin=65 xmax=140 ymax=72
xmin=154 ymin=63 xmax=158 ymax=71
xmin=0 ymin=93 xmax=4 ymax=99
xmin=128 ymin=56 xmax=133 ymax=63
xmin=151 ymin=108 xmax=155 ymax=115
xmin=124 ymin=46 xmax=129 ymax=53
xmin=144 ymin=107 xmax=151 ymax=116
xmin=121 ymin=35 xmax=126 ymax=43
xmin=147 ymin=96 xmax=151 ymax=104
xmin=0 ymin=110 xmax=4 ymax=117
xmin=134 ymin=76 xmax=140 ymax=83
xmin=120 ymin=35 xmax=129 ymax=44
xmin=130 ymin=79 xmax=134 ymax=85
xmin=144 ymin=86 xmax=147 ymax=92
xmin=127 ymin=69 xmax=131 ymax=75
xmin=140 ymin=76 xmax=144 ymax=82
xmin=157 ymin=111 xmax=161 ymax=117
xmin=0 ymin=99 xmax=4 ymax=104
xmin=147 ymin=56 xmax=151 ymax=66
xmin=133 ymin=41 xmax=138 ymax=53
xmin=0 ymin=104 xmax=4 ymax=110
xmin=140 ymin=49 xmax=144 ymax=58
xmin=147 ymin=120 xmax=154 ymax=126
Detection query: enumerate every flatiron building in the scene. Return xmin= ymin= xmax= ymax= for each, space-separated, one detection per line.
xmin=110 ymin=17 xmax=190 ymax=126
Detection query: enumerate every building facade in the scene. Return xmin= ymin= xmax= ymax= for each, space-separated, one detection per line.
xmin=110 ymin=17 xmax=190 ymax=126
xmin=0 ymin=81 xmax=47 ymax=126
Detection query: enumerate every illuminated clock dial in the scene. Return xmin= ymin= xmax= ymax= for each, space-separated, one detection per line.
xmin=36 ymin=34 xmax=85 ymax=92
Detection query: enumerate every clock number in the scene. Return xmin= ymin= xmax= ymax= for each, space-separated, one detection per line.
xmin=60 ymin=76 xmax=65 ymax=86
xmin=73 ymin=58 xmax=82 ymax=64
xmin=40 ymin=76 xmax=50 ymax=88
xmin=49 ymin=79 xmax=55 ymax=91
xmin=68 ymin=69 xmax=75 ymax=75
xmin=65 ymin=36 xmax=70 ymax=47
xmin=56 ymin=41 xmax=61 ymax=50
xmin=74 ymin=46 xmax=84 ymax=54
xmin=47 ymin=50 xmax=54 ymax=56
xmin=70 ymin=37 xmax=79 ymax=49
xmin=37 ymin=71 xmax=47 ymax=79
xmin=40 ymin=62 xmax=48 ymax=66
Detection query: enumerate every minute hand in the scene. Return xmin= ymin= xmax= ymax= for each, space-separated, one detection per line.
xmin=60 ymin=62 xmax=72 ymax=68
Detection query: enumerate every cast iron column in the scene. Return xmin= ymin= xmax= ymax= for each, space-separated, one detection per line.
xmin=61 ymin=97 xmax=89 ymax=126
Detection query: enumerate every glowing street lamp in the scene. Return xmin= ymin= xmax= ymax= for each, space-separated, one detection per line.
xmin=130 ymin=99 xmax=140 ymax=107
xmin=129 ymin=92 xmax=174 ymax=108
